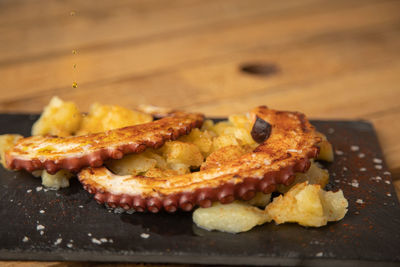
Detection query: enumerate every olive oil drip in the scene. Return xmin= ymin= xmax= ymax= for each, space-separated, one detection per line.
xmin=71 ymin=10 xmax=78 ymax=88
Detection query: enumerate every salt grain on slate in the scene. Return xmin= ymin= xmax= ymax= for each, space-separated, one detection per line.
xmin=92 ymin=238 xmax=102 ymax=245
xmin=335 ymin=150 xmax=344 ymax=156
xmin=88 ymin=233 xmax=92 ymax=237
xmin=350 ymin=145 xmax=359 ymax=151
xmin=36 ymin=224 xmax=45 ymax=231
xmin=356 ymin=199 xmax=364 ymax=204
xmin=140 ymin=233 xmax=150 ymax=239
xmin=375 ymin=165 xmax=383 ymax=170
xmin=100 ymin=238 xmax=108 ymax=243
xmin=316 ymin=252 xmax=323 ymax=257
xmin=40 ymin=231 xmax=44 ymax=236
xmin=358 ymin=153 xmax=365 ymax=158
xmin=36 ymin=186 xmax=42 ymax=192
xmin=39 ymin=210 xmax=45 ymax=214
xmin=327 ymin=128 xmax=335 ymax=134
xmin=54 ymin=238 xmax=62 ymax=245
xmin=359 ymin=167 xmax=366 ymax=172
xmin=22 ymin=236 xmax=29 ymax=242
xmin=351 ymin=180 xmax=359 ymax=188
xmin=78 ymin=205 xmax=83 ymax=208
xmin=373 ymin=158 xmax=382 ymax=164
xmin=384 ymin=171 xmax=391 ymax=175
xmin=387 ymin=193 xmax=392 ymax=197
xmin=385 ymin=180 xmax=391 ymax=184
xmin=67 ymin=243 xmax=73 ymax=248
xmin=26 ymin=189 xmax=32 ymax=193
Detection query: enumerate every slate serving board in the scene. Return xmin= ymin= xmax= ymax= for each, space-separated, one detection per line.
xmin=0 ymin=114 xmax=400 ymax=266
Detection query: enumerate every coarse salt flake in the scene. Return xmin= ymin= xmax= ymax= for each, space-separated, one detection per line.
xmin=373 ymin=158 xmax=382 ymax=164
xmin=39 ymin=210 xmax=45 ymax=214
xmin=140 ymin=233 xmax=150 ymax=239
xmin=100 ymin=238 xmax=108 ymax=243
xmin=37 ymin=224 xmax=45 ymax=231
xmin=375 ymin=165 xmax=383 ymax=170
xmin=26 ymin=189 xmax=32 ymax=193
xmin=92 ymin=238 xmax=102 ymax=245
xmin=356 ymin=199 xmax=364 ymax=204
xmin=335 ymin=150 xmax=344 ymax=156
xmin=358 ymin=153 xmax=365 ymax=158
xmin=351 ymin=180 xmax=359 ymax=188
xmin=22 ymin=236 xmax=29 ymax=242
xmin=36 ymin=186 xmax=43 ymax=192
xmin=385 ymin=180 xmax=391 ymax=184
xmin=350 ymin=145 xmax=359 ymax=151
xmin=54 ymin=238 xmax=62 ymax=245
xmin=387 ymin=193 xmax=392 ymax=197
xmin=67 ymin=243 xmax=73 ymax=248
xmin=359 ymin=167 xmax=366 ymax=172
xmin=316 ymin=252 xmax=323 ymax=257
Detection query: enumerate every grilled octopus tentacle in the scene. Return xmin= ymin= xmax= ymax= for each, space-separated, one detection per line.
xmin=5 ymin=112 xmax=204 ymax=174
xmin=78 ymin=106 xmax=322 ymax=213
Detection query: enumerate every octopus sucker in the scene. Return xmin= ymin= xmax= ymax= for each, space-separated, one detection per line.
xmin=5 ymin=112 xmax=204 ymax=174
xmin=77 ymin=106 xmax=322 ymax=213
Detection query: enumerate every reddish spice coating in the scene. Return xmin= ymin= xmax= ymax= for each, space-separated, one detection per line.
xmin=5 ymin=112 xmax=204 ymax=174
xmin=78 ymin=106 xmax=322 ymax=213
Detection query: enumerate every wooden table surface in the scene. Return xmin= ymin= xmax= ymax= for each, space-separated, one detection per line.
xmin=1 ymin=0 xmax=399 ymax=266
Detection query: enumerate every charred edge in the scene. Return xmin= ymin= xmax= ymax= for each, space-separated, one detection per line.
xmin=7 ymin=118 xmax=204 ymax=174
xmin=79 ymin=156 xmax=314 ymax=213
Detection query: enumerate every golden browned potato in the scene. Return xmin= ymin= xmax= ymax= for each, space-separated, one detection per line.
xmin=193 ymin=202 xmax=269 ymax=233
xmin=41 ymin=170 xmax=74 ymax=189
xmin=106 ymin=154 xmax=157 ymax=175
xmin=76 ymin=103 xmax=153 ymax=135
xmin=0 ymin=134 xmax=23 ymax=169
xmin=266 ymin=182 xmax=348 ymax=227
xmin=316 ymin=132 xmax=334 ymax=162
xmin=277 ymin=162 xmax=329 ymax=193
xmin=32 ymin=96 xmax=82 ymax=137
xmin=160 ymin=141 xmax=204 ymax=170
xmin=179 ymin=128 xmax=214 ymax=157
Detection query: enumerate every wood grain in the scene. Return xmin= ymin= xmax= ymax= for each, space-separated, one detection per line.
xmin=0 ymin=0 xmax=399 ymax=265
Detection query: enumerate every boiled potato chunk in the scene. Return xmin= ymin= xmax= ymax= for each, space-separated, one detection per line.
xmin=77 ymin=103 xmax=152 ymax=135
xmin=0 ymin=134 xmax=23 ymax=169
xmin=193 ymin=202 xmax=269 ymax=233
xmin=266 ymin=182 xmax=348 ymax=227
xmin=106 ymin=153 xmax=157 ymax=175
xmin=32 ymin=96 xmax=82 ymax=137
xmin=277 ymin=162 xmax=329 ymax=193
xmin=316 ymin=132 xmax=334 ymax=162
xmin=41 ymin=170 xmax=73 ymax=189
xmin=179 ymin=128 xmax=214 ymax=157
xmin=160 ymin=141 xmax=204 ymax=169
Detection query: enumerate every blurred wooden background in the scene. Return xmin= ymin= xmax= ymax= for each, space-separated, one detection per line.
xmin=1 ymin=0 xmax=399 ymax=266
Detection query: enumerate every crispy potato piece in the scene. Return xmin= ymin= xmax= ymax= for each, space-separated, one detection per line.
xmin=41 ymin=169 xmax=73 ymax=189
xmin=266 ymin=182 xmax=348 ymax=227
xmin=201 ymin=145 xmax=246 ymax=170
xmin=106 ymin=154 xmax=157 ymax=175
xmin=76 ymin=103 xmax=152 ymax=135
xmin=193 ymin=202 xmax=269 ymax=233
xmin=0 ymin=134 xmax=23 ymax=169
xmin=277 ymin=162 xmax=329 ymax=193
xmin=32 ymin=96 xmax=82 ymax=137
xmin=160 ymin=141 xmax=204 ymax=169
xmin=316 ymin=132 xmax=334 ymax=162
xmin=212 ymin=135 xmax=240 ymax=152
xmin=179 ymin=128 xmax=214 ymax=157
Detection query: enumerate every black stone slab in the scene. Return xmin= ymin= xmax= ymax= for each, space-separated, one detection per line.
xmin=0 ymin=114 xmax=399 ymax=266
